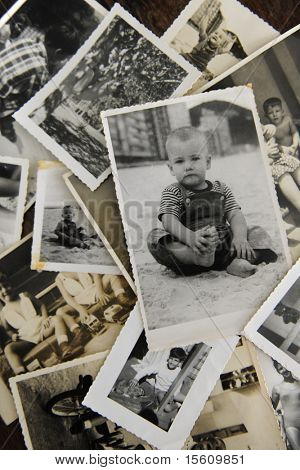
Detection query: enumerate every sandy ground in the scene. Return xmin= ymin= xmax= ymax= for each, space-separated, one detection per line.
xmin=41 ymin=207 xmax=115 ymax=266
xmin=118 ymin=150 xmax=289 ymax=330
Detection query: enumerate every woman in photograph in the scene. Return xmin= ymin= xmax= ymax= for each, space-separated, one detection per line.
xmin=272 ymin=360 xmax=300 ymax=450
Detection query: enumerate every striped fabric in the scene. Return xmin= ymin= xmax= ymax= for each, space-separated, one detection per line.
xmin=158 ymin=181 xmax=241 ymax=221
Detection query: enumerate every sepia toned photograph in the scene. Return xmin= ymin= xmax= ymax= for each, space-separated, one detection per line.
xmin=10 ymin=354 xmax=151 ymax=449
xmin=0 ymin=0 xmax=107 ymax=203
xmin=184 ymin=338 xmax=285 ymax=450
xmin=0 ymin=156 xmax=28 ymax=253
xmin=255 ymin=348 xmax=300 ymax=450
xmin=245 ymin=260 xmax=300 ymax=380
xmin=14 ymin=4 xmax=199 ymax=190
xmin=208 ymin=26 xmax=300 ymax=261
xmin=64 ymin=172 xmax=134 ymax=291
xmin=102 ymin=86 xmax=290 ymax=349
xmin=32 ymin=162 xmax=120 ymax=274
xmin=163 ymin=0 xmax=278 ymax=91
xmin=0 ymin=235 xmax=137 ymax=427
xmin=84 ymin=307 xmax=238 ymax=449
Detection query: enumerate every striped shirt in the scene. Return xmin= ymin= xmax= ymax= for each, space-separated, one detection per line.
xmin=0 ymin=38 xmax=49 ymax=111
xmin=158 ymin=181 xmax=240 ymax=221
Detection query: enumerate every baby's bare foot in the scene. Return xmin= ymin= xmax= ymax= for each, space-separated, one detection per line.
xmin=227 ymin=258 xmax=257 ymax=278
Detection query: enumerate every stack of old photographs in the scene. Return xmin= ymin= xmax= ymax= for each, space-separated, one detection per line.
xmin=0 ymin=0 xmax=299 ymax=451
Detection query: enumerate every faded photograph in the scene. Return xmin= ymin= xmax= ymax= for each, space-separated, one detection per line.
xmin=209 ymin=28 xmax=300 ymax=261
xmin=105 ymin=88 xmax=288 ymax=347
xmin=186 ymin=339 xmax=285 ymax=450
xmin=109 ymin=332 xmax=211 ymax=431
xmin=33 ymin=164 xmax=118 ymax=272
xmin=0 ymin=236 xmax=136 ymax=427
xmin=0 ymin=0 xmax=106 ymax=201
xmin=10 ymin=357 xmax=150 ymax=449
xmin=257 ymin=276 xmax=300 ymax=366
xmin=256 ymin=350 xmax=300 ymax=450
xmin=163 ymin=0 xmax=278 ymax=89
xmin=0 ymin=157 xmax=28 ymax=253
xmin=16 ymin=6 xmax=194 ymax=189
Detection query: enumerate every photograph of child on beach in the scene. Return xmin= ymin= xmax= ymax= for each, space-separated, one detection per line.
xmin=104 ymin=87 xmax=289 ymax=348
xmin=32 ymin=163 xmax=120 ymax=273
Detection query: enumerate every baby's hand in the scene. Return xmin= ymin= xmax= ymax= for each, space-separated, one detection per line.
xmin=230 ymin=237 xmax=255 ymax=261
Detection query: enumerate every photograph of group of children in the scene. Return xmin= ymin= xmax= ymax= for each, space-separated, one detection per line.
xmin=103 ymin=85 xmax=289 ymax=349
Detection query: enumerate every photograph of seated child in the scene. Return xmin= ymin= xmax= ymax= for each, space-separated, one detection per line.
xmin=129 ymin=347 xmax=187 ymax=410
xmin=262 ymin=97 xmax=300 ymax=218
xmin=54 ymin=205 xmax=92 ymax=250
xmin=148 ymin=126 xmax=278 ymax=279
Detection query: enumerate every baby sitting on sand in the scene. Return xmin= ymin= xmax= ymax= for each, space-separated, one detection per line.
xmin=148 ymin=127 xmax=277 ymax=278
xmin=54 ymin=205 xmax=90 ymax=249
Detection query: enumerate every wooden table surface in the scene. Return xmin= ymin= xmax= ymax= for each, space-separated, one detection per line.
xmin=0 ymin=0 xmax=299 ymax=450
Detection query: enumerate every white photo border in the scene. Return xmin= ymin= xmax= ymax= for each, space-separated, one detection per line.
xmin=101 ymin=85 xmax=291 ymax=350
xmin=244 ymin=259 xmax=300 ymax=380
xmin=84 ymin=304 xmax=239 ymax=450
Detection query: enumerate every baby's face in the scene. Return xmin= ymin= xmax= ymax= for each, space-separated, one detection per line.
xmin=63 ymin=208 xmax=74 ymax=221
xmin=266 ymin=104 xmax=284 ymax=126
xmin=168 ymin=136 xmax=210 ymax=189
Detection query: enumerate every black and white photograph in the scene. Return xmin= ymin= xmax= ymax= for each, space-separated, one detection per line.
xmin=0 ymin=0 xmax=107 ymax=203
xmin=0 ymin=156 xmax=28 ymax=253
xmin=64 ymin=172 xmax=135 ymax=291
xmin=10 ymin=354 xmax=151 ymax=449
xmin=162 ymin=0 xmax=278 ymax=91
xmin=255 ymin=348 xmax=300 ymax=450
xmin=207 ymin=26 xmax=300 ymax=261
xmin=0 ymin=235 xmax=137 ymax=427
xmin=184 ymin=338 xmax=285 ymax=450
xmin=14 ymin=4 xmax=199 ymax=191
xmin=245 ymin=260 xmax=300 ymax=380
xmin=102 ymin=86 xmax=290 ymax=350
xmin=84 ymin=307 xmax=238 ymax=449
xmin=32 ymin=162 xmax=120 ymax=274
